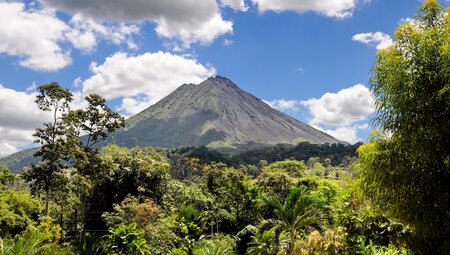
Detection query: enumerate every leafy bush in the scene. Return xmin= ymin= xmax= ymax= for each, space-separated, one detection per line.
xmin=104 ymin=223 xmax=150 ymax=255
xmin=0 ymin=189 xmax=41 ymax=235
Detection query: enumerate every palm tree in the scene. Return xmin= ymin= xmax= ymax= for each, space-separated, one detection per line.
xmin=263 ymin=186 xmax=322 ymax=255
xmin=246 ymin=228 xmax=278 ymax=255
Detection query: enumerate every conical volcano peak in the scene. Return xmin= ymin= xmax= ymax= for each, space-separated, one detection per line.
xmin=114 ymin=77 xmax=340 ymax=149
xmin=200 ymin=75 xmax=238 ymax=88
xmin=207 ymin=75 xmax=231 ymax=82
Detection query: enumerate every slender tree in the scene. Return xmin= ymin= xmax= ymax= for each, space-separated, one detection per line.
xmin=358 ymin=0 xmax=450 ymax=253
xmin=65 ymin=94 xmax=124 ymax=177
xmin=24 ymin=82 xmax=73 ymax=215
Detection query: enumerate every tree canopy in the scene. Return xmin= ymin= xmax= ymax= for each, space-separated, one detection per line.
xmin=358 ymin=1 xmax=450 ymax=253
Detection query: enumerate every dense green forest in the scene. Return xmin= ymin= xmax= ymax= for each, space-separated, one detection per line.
xmin=1 ymin=1 xmax=449 ymax=254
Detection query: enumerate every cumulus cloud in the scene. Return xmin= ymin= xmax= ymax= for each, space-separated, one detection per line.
xmin=155 ymin=13 xmax=232 ymax=47
xmin=301 ymin=84 xmax=374 ymax=127
xmin=118 ymin=97 xmax=152 ymax=117
xmin=251 ymin=0 xmax=358 ymax=18
xmin=42 ymin=0 xmax=233 ymax=47
xmin=0 ymin=2 xmax=71 ymax=71
xmin=66 ymin=14 xmax=140 ymax=52
xmin=264 ymin=99 xmax=301 ymax=111
xmin=315 ymin=124 xmax=369 ymax=144
xmin=352 ymin=32 xmax=393 ymax=50
xmin=300 ymin=84 xmax=375 ymax=143
xmin=220 ymin=0 xmax=248 ymax=11
xmin=0 ymin=2 xmax=141 ymax=71
xmin=80 ymin=51 xmax=216 ymax=115
xmin=0 ymin=85 xmax=51 ymax=157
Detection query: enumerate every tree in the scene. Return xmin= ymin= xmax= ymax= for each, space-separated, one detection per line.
xmin=202 ymin=164 xmax=258 ymax=234
xmin=0 ymin=166 xmax=14 ymax=189
xmin=256 ymin=160 xmax=307 ymax=199
xmin=24 ymin=82 xmax=73 ymax=215
xmin=246 ymin=228 xmax=281 ymax=255
xmin=358 ymin=1 xmax=450 ymax=253
xmin=66 ymin=94 xmax=124 ymax=177
xmin=84 ymin=145 xmax=170 ymax=232
xmin=264 ymin=186 xmax=323 ymax=255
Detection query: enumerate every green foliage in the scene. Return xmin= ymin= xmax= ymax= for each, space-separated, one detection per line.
xmin=98 ymin=144 xmax=170 ymax=201
xmin=0 ymin=189 xmax=41 ymax=235
xmin=0 ymin=166 xmax=15 ymax=189
xmin=105 ymin=223 xmax=149 ymax=255
xmin=65 ymin=93 xmax=124 ymax=178
xmin=298 ymin=177 xmax=339 ymax=221
xmin=264 ymin=186 xmax=323 ymax=255
xmin=293 ymin=227 xmax=347 ymax=255
xmin=145 ymin=216 xmax=179 ymax=255
xmin=0 ymin=217 xmax=73 ymax=255
xmin=230 ymin=142 xmax=361 ymax=167
xmin=202 ymin=163 xmax=259 ymax=234
xmin=84 ymin=145 xmax=170 ymax=232
xmin=75 ymin=232 xmax=107 ymax=255
xmin=246 ymin=228 xmax=281 ymax=255
xmin=191 ymin=235 xmax=236 ymax=255
xmin=175 ymin=204 xmax=204 ymax=241
xmin=360 ymin=1 xmax=450 ymax=253
xmin=262 ymin=160 xmax=307 ymax=178
xmin=103 ymin=195 xmax=160 ymax=229
xmin=357 ymin=242 xmax=413 ymax=255
xmin=337 ymin=203 xmax=407 ymax=251
xmin=24 ymin=82 xmax=74 ymax=214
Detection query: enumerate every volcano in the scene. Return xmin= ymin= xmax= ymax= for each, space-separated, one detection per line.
xmin=110 ymin=76 xmax=340 ymax=149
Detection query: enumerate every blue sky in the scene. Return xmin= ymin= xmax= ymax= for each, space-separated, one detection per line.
xmin=0 ymin=0 xmax=445 ymax=156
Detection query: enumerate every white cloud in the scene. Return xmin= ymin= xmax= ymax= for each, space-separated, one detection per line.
xmin=315 ymin=124 xmax=369 ymax=144
xmin=220 ymin=0 xmax=248 ymax=11
xmin=0 ymin=85 xmax=51 ymax=157
xmin=251 ymin=0 xmax=359 ymax=18
xmin=26 ymin=82 xmax=37 ymax=92
xmin=0 ymin=2 xmax=71 ymax=71
xmin=0 ymin=2 xmax=141 ymax=71
xmin=301 ymin=84 xmax=375 ymax=127
xmin=223 ymin=38 xmax=234 ymax=46
xmin=155 ymin=13 xmax=232 ymax=48
xmin=81 ymin=51 xmax=216 ymax=115
xmin=0 ymin=143 xmax=18 ymax=158
xmin=118 ymin=97 xmax=152 ymax=117
xmin=300 ymin=84 xmax=375 ymax=143
xmin=66 ymin=14 xmax=140 ymax=52
xmin=265 ymin=86 xmax=374 ymax=143
xmin=352 ymin=32 xmax=393 ymax=50
xmin=42 ymin=0 xmax=233 ymax=47
xmin=398 ymin=17 xmax=412 ymax=25
xmin=264 ymin=99 xmax=301 ymax=111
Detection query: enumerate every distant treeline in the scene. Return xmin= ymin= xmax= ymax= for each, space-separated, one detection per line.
xmin=169 ymin=142 xmax=362 ymax=167
xmin=1 ymin=142 xmax=361 ymax=173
